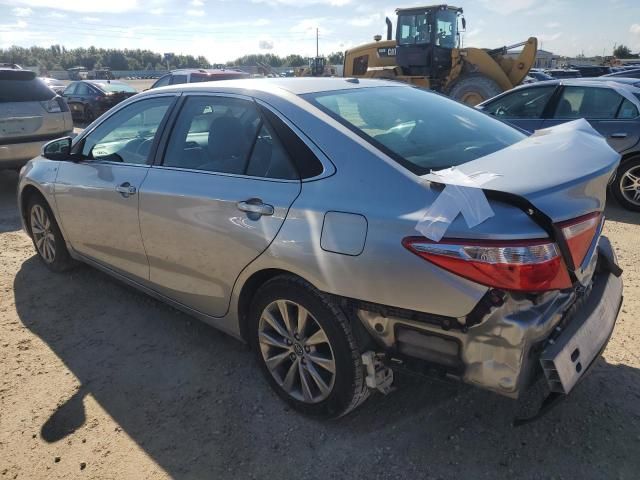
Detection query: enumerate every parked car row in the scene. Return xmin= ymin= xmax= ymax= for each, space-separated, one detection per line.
xmin=477 ymin=77 xmax=640 ymax=210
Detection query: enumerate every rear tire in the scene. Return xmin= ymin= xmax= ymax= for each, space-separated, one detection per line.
xmin=612 ymin=158 xmax=640 ymax=211
xmin=84 ymin=105 xmax=96 ymax=123
xmin=248 ymin=275 xmax=370 ymax=418
xmin=448 ymin=74 xmax=503 ymax=106
xmin=27 ymin=196 xmax=76 ymax=272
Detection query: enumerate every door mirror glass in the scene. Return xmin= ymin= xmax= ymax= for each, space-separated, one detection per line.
xmin=42 ymin=136 xmax=72 ymax=160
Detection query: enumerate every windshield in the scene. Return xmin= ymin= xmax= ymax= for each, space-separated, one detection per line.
xmin=304 ymin=86 xmax=525 ymax=174
xmin=92 ymin=82 xmax=137 ymax=93
xmin=435 ymin=9 xmax=458 ymax=48
xmin=397 ymin=13 xmax=430 ymax=45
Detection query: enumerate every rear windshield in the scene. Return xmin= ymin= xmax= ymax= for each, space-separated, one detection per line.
xmin=304 ymin=86 xmax=525 ymax=174
xmin=0 ymin=78 xmax=55 ymax=102
xmin=92 ymin=82 xmax=137 ymax=93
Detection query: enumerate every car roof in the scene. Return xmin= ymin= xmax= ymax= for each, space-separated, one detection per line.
xmin=146 ymin=77 xmax=406 ymax=96
xmin=170 ymin=68 xmax=248 ymax=75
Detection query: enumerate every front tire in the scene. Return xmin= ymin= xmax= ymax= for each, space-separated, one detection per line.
xmin=612 ymin=158 xmax=640 ymax=211
xmin=27 ymin=197 xmax=75 ymax=272
xmin=249 ymin=275 xmax=369 ymax=418
xmin=447 ymin=74 xmax=503 ymax=106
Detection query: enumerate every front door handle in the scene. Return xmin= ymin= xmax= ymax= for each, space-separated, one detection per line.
xmin=115 ymin=182 xmax=137 ymax=197
xmin=237 ymin=199 xmax=274 ymax=217
xmin=610 ymin=132 xmax=628 ymax=139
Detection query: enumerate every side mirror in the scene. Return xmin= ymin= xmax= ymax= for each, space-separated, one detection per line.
xmin=461 ymin=17 xmax=467 ymax=30
xmin=42 ymin=136 xmax=72 ymax=160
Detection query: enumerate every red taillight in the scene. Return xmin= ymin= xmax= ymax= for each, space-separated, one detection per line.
xmin=558 ymin=212 xmax=602 ymax=269
xmin=402 ymin=237 xmax=573 ymax=292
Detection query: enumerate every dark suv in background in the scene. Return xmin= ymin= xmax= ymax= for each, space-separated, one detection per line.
xmin=149 ymin=68 xmax=249 ymax=89
xmin=0 ymin=69 xmax=72 ymax=169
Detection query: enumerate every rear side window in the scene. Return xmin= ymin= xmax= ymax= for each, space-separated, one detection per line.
xmin=170 ymin=74 xmax=188 ymax=85
xmin=0 ymin=78 xmax=55 ymax=102
xmin=554 ymin=86 xmax=623 ymax=119
xmin=483 ymin=86 xmax=556 ymax=118
xmin=618 ymin=99 xmax=639 ymax=119
xmin=305 ymin=86 xmax=525 ymax=174
xmin=162 ymin=96 xmax=299 ymax=179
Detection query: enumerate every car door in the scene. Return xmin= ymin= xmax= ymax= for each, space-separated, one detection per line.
xmin=54 ymin=95 xmax=177 ymax=281
xmin=138 ymin=94 xmax=301 ymax=317
xmin=73 ymin=82 xmax=92 ymax=114
xmin=62 ymin=82 xmax=80 ymax=115
xmin=479 ymin=85 xmax=558 ymax=133
xmin=541 ymin=85 xmax=640 ymax=152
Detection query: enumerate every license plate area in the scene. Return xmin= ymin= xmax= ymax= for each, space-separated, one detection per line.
xmin=540 ymin=269 xmax=622 ymax=394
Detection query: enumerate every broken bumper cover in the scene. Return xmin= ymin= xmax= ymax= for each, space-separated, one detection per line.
xmin=355 ymin=236 xmax=623 ymax=399
xmin=540 ymin=241 xmax=623 ymax=394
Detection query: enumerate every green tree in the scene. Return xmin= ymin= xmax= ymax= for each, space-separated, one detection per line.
xmin=614 ymin=44 xmax=632 ymax=58
xmin=327 ymin=51 xmax=344 ymax=65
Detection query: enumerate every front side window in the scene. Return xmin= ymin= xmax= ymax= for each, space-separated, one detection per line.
xmin=554 ymin=86 xmax=623 ymax=119
xmin=398 ymin=13 xmax=430 ymax=45
xmin=63 ymin=82 xmax=77 ymax=96
xmin=162 ymin=96 xmax=297 ymax=179
xmin=75 ymin=83 xmax=92 ymax=96
xmin=483 ymin=86 xmax=556 ymax=118
xmin=79 ymin=97 xmax=174 ymax=164
xmin=152 ymin=75 xmax=171 ymax=88
xmin=305 ymin=86 xmax=525 ymax=174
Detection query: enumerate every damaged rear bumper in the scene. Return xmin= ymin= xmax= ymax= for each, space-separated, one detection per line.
xmin=355 ymin=236 xmax=623 ymax=399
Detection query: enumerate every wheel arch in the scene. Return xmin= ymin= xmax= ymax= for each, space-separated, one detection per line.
xmin=237 ymin=268 xmax=311 ymax=343
xmin=20 ymin=184 xmax=49 ymax=237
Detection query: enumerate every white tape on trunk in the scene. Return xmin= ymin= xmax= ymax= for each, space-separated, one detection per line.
xmin=416 ymin=168 xmax=500 ymax=242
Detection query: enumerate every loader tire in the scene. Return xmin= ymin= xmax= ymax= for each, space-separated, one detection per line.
xmin=448 ymin=74 xmax=503 ymax=106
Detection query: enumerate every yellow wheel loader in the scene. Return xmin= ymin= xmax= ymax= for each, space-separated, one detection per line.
xmin=343 ymin=5 xmax=537 ymax=105
xmin=295 ymin=57 xmax=337 ymax=77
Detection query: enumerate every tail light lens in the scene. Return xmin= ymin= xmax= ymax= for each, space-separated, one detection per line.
xmin=558 ymin=212 xmax=602 ymax=269
xmin=40 ymin=98 xmax=62 ymax=113
xmin=402 ymin=237 xmax=572 ymax=292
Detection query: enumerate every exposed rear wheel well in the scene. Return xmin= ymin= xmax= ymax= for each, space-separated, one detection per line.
xmin=237 ymin=269 xmax=305 ymax=343
xmin=20 ymin=185 xmax=47 ymax=237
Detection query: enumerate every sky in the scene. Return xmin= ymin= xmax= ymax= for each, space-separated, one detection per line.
xmin=1 ymin=0 xmax=640 ymax=63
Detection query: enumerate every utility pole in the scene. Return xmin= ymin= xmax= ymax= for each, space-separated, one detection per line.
xmin=316 ymin=28 xmax=319 ymax=57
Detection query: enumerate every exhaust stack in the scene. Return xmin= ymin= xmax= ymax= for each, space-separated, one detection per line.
xmin=386 ymin=17 xmax=392 ymax=41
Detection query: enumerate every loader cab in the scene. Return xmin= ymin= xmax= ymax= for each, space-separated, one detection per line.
xmin=395 ymin=5 xmax=463 ymax=79
xmin=308 ymin=57 xmax=326 ymax=77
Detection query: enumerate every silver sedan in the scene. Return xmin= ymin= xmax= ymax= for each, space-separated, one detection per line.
xmin=18 ymin=78 xmax=623 ymax=419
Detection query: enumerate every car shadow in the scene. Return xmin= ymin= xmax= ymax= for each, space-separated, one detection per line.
xmin=0 ymin=169 xmax=21 ymax=233
xmin=605 ymin=201 xmax=640 ymax=225
xmin=13 ymin=255 xmax=640 ymax=478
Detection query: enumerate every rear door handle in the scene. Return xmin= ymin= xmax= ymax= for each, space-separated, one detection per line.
xmin=610 ymin=132 xmax=628 ymax=138
xmin=237 ymin=199 xmax=274 ymax=217
xmin=115 ymin=182 xmax=137 ymax=197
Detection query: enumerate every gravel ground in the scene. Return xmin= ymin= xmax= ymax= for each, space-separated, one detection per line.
xmin=1 ymin=168 xmax=639 ymax=480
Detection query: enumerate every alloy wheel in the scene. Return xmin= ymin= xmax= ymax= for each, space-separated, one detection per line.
xmin=258 ymin=300 xmax=336 ymax=403
xmin=620 ymin=165 xmax=640 ymax=207
xmin=30 ymin=204 xmax=56 ymax=263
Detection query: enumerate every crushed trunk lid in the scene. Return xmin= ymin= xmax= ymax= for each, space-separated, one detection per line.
xmin=453 ymin=119 xmax=620 ymax=223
